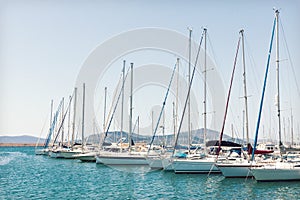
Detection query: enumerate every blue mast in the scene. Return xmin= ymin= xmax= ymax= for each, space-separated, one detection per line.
xmin=148 ymin=61 xmax=177 ymax=153
xmin=251 ymin=17 xmax=276 ymax=161
xmin=44 ymin=99 xmax=64 ymax=148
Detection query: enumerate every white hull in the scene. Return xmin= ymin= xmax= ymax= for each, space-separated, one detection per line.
xmin=96 ymin=152 xmax=148 ymax=165
xmin=173 ymin=157 xmax=220 ymax=173
xmin=162 ymin=157 xmax=174 ymax=171
xmin=49 ymin=149 xmax=82 ymax=159
xmin=251 ymin=162 xmax=300 ymax=181
xmin=146 ymin=156 xmax=163 ymax=169
xmin=216 ymin=162 xmax=254 ymax=178
xmin=35 ymin=148 xmax=49 ymax=156
xmin=73 ymin=152 xmax=96 ymax=162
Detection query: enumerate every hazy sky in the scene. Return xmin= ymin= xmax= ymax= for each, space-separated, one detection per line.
xmin=1 ymin=0 xmax=299 ymax=144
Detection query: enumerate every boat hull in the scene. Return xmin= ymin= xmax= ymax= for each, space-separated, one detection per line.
xmin=161 ymin=157 xmax=174 ymax=171
xmin=49 ymin=150 xmax=81 ymax=159
xmin=146 ymin=157 xmax=163 ymax=169
xmin=35 ymin=148 xmax=49 ymax=156
xmin=96 ymin=152 xmax=148 ymax=165
xmin=216 ymin=163 xmax=254 ymax=178
xmin=73 ymin=152 xmax=96 ymax=162
xmin=173 ymin=158 xmax=220 ymax=174
xmin=251 ymin=163 xmax=300 ymax=181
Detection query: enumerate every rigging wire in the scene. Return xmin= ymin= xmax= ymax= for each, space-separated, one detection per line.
xmin=279 ymin=18 xmax=300 ymax=98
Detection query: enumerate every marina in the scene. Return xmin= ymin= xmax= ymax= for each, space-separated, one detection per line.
xmin=1 ymin=1 xmax=300 ymax=199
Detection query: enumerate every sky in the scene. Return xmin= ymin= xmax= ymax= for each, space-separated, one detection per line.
xmin=0 ymin=0 xmax=299 ymax=144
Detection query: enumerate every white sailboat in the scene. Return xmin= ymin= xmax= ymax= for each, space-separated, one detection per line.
xmin=35 ymin=99 xmax=54 ymax=155
xmin=251 ymin=161 xmax=300 ymax=181
xmin=96 ymin=63 xmax=149 ymax=166
xmin=146 ymin=58 xmax=179 ymax=170
xmin=216 ymin=29 xmax=257 ymax=178
xmin=250 ymin=10 xmax=300 ymax=181
xmin=49 ymin=84 xmax=86 ymax=159
xmin=171 ymin=28 xmax=220 ymax=173
xmin=73 ymin=87 xmax=108 ymax=162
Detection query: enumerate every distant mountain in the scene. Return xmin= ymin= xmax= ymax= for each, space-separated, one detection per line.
xmin=86 ymin=128 xmax=243 ymax=146
xmin=0 ymin=135 xmax=45 ymax=144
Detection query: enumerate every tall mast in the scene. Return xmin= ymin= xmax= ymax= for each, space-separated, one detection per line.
xmin=103 ymin=87 xmax=107 ymax=134
xmin=71 ymin=87 xmax=77 ymax=150
xmin=67 ymin=95 xmax=71 ymax=147
xmin=121 ymin=60 xmax=125 ymax=150
xmin=188 ymin=28 xmax=192 ymax=154
xmin=50 ymin=100 xmax=53 ymax=130
xmin=129 ymin=63 xmax=133 ymax=149
xmin=203 ymin=28 xmax=207 ymax=151
xmin=240 ymin=29 xmax=250 ymax=146
xmin=61 ymin=97 xmax=64 ymax=147
xmin=176 ymin=58 xmax=179 ymax=138
xmin=242 ymin=110 xmax=245 ymax=146
xmin=82 ymin=83 xmax=85 ymax=150
xmin=275 ymin=9 xmax=282 ymax=147
xmin=291 ymin=108 xmax=294 ymax=146
xmin=231 ymin=124 xmax=234 ymax=140
xmin=173 ymin=101 xmax=176 ymax=137
xmin=137 ymin=116 xmax=140 ymax=140
xmin=162 ymin=111 xmax=165 ymax=147
xmin=151 ymin=110 xmax=154 ymax=134
xmin=46 ymin=99 xmax=53 ymax=148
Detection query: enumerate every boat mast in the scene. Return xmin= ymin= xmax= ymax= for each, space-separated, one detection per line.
xmin=137 ymin=116 xmax=139 ymax=141
xmin=82 ymin=83 xmax=85 ymax=151
xmin=240 ymin=29 xmax=250 ymax=146
xmin=203 ymin=28 xmax=207 ymax=151
xmin=61 ymin=97 xmax=64 ymax=147
xmin=291 ymin=108 xmax=294 ymax=146
xmin=242 ymin=110 xmax=245 ymax=146
xmin=67 ymin=95 xmax=71 ymax=147
xmin=217 ymin=34 xmax=241 ymax=157
xmin=103 ymin=87 xmax=107 ymax=136
xmin=129 ymin=63 xmax=133 ymax=149
xmin=71 ymin=87 xmax=77 ymax=150
xmin=173 ymin=101 xmax=176 ymax=138
xmin=50 ymin=100 xmax=53 ymax=131
xmin=251 ymin=14 xmax=276 ymax=161
xmin=176 ymin=58 xmax=179 ymax=138
xmin=275 ymin=9 xmax=283 ymax=148
xmin=188 ymin=28 xmax=192 ymax=154
xmin=121 ymin=60 xmax=125 ymax=151
xmin=162 ymin=111 xmax=165 ymax=147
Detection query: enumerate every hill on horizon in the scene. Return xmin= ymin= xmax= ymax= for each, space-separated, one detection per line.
xmin=0 ymin=135 xmax=45 ymax=144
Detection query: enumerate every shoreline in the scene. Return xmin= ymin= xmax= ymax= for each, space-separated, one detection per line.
xmin=0 ymin=143 xmax=44 ymax=147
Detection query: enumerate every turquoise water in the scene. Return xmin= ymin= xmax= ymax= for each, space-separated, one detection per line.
xmin=1 ymin=147 xmax=300 ymax=199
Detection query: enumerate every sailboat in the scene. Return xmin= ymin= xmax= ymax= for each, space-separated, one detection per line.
xmin=49 ymin=84 xmax=86 ymax=159
xmin=145 ymin=58 xmax=179 ymax=170
xmin=73 ymin=87 xmax=108 ymax=162
xmin=250 ymin=10 xmax=300 ymax=181
xmin=96 ymin=62 xmax=149 ymax=166
xmin=215 ymin=29 xmax=268 ymax=178
xmin=169 ymin=28 xmax=220 ymax=173
xmin=35 ymin=99 xmax=64 ymax=155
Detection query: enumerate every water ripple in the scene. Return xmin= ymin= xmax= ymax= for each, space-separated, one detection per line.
xmin=1 ymin=147 xmax=300 ymax=199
